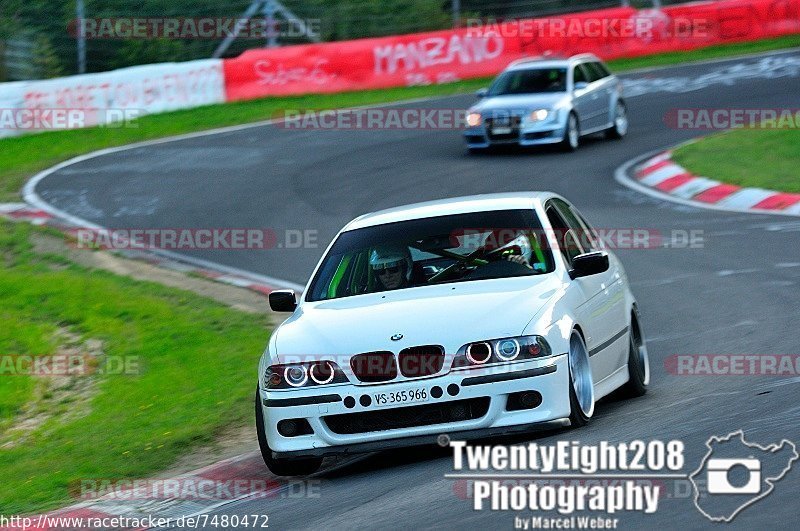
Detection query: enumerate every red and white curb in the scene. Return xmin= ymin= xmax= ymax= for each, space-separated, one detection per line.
xmin=0 ymin=203 xmax=54 ymax=225
xmin=624 ymin=151 xmax=800 ymax=216
xmin=0 ymin=204 xmax=296 ymax=298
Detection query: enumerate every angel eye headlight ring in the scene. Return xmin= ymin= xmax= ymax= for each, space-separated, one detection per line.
xmin=495 ymin=338 xmax=521 ymax=361
xmin=284 ymin=365 xmax=308 ymax=387
xmin=466 ymin=342 xmax=492 ymax=364
xmin=309 ymin=361 xmax=335 ymax=385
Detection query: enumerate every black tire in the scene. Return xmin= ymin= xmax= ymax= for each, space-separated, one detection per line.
xmin=255 ymin=388 xmax=322 ymax=476
xmin=568 ymin=377 xmax=589 ymax=428
xmin=620 ymin=312 xmax=649 ymax=398
xmin=559 ymin=112 xmax=580 ymax=152
xmin=605 ymin=101 xmax=628 ymax=140
xmin=567 ymin=331 xmax=593 ymax=427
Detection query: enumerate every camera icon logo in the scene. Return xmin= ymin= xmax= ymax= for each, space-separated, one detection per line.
xmin=690 ymin=430 xmax=798 ymax=522
xmin=706 ymin=457 xmax=761 ymax=495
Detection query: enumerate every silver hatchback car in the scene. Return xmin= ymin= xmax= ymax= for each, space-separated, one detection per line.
xmin=464 ymin=53 xmax=628 ymax=152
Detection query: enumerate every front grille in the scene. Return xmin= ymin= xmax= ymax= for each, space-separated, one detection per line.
xmin=350 ymin=351 xmax=397 ymax=383
xmin=398 ymin=345 xmax=445 ymax=377
xmin=486 ymin=115 xmax=521 ymax=142
xmin=323 ymin=397 xmax=491 ymax=434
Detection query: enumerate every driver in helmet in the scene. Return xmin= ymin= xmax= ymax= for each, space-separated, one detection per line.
xmin=369 ymin=246 xmax=413 ymax=290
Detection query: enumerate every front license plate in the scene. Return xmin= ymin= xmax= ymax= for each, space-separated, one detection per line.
xmin=492 ymin=126 xmax=512 ymax=135
xmin=373 ymin=387 xmax=429 ymax=408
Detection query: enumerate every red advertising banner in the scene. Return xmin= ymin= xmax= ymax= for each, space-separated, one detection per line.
xmin=222 ymin=0 xmax=800 ymax=101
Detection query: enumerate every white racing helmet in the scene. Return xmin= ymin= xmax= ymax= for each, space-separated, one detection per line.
xmin=495 ymin=232 xmax=534 ymax=263
xmin=369 ymin=245 xmax=413 ymax=280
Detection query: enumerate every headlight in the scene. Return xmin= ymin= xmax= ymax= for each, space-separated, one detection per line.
xmin=265 ymin=361 xmax=349 ymax=389
xmin=309 ymin=361 xmax=335 ymax=385
xmin=284 ymin=365 xmax=308 ymax=387
xmin=529 ymin=109 xmax=550 ymax=122
xmin=495 ymin=338 xmax=521 ymax=361
xmin=467 ymin=112 xmax=482 ymax=127
xmin=466 ymin=342 xmax=493 ymax=365
xmin=452 ymin=335 xmax=552 ymax=368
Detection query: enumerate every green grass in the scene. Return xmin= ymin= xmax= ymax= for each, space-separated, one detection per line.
xmin=0 ymin=315 xmax=53 ymax=433
xmin=1 ymin=35 xmax=799 ymax=202
xmin=672 ymin=128 xmax=800 ymax=193
xmin=0 ymin=220 xmax=270 ymax=514
xmin=601 ymin=34 xmax=800 ymax=72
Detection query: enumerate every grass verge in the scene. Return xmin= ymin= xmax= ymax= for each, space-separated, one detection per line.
xmin=1 ymin=34 xmax=799 ymax=202
xmin=671 ymin=128 xmax=800 ymax=193
xmin=0 ymin=219 xmax=270 ymax=514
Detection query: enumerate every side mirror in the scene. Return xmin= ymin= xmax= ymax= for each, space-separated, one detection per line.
xmin=569 ymin=252 xmax=609 ymax=279
xmin=476 ymin=88 xmax=488 ymax=99
xmin=573 ymin=81 xmax=589 ymax=91
xmin=269 ymin=289 xmax=297 ymax=312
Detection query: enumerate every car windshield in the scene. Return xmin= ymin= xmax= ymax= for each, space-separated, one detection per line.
xmin=488 ymin=68 xmax=567 ymax=96
xmin=306 ymin=209 xmax=555 ymax=302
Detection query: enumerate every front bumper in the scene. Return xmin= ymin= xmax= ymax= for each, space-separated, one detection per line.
xmin=259 ymin=354 xmax=570 ymax=458
xmin=464 ymin=115 xmax=566 ymax=148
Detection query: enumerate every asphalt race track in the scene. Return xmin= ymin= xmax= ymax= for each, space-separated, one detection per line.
xmin=32 ymin=50 xmax=800 ymax=529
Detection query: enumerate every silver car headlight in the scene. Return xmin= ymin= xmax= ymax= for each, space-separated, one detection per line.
xmin=527 ymin=109 xmax=551 ymax=123
xmin=466 ymin=112 xmax=482 ymax=127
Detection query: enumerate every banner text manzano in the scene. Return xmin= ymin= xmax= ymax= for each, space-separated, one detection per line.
xmin=223 ymin=0 xmax=800 ymax=100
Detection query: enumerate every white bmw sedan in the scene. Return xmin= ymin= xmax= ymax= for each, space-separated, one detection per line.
xmin=256 ymin=192 xmax=649 ymax=475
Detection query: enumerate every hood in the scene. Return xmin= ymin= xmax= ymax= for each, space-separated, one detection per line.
xmin=273 ymin=275 xmax=562 ymax=361
xmin=472 ymin=93 xmax=568 ymax=114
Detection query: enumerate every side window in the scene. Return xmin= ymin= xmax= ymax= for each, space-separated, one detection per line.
xmin=545 ymin=204 xmax=585 ymax=267
xmin=584 ymin=62 xmax=609 ymax=82
xmin=562 ymin=201 xmax=600 ymax=252
xmin=572 ymin=64 xmax=588 ymax=85
xmin=593 ymin=61 xmax=612 ymax=78
xmin=553 ymin=199 xmax=596 ymax=254
xmin=553 ymin=199 xmax=582 ymax=230
xmin=579 ymin=63 xmax=599 ymax=83
xmin=315 ymin=249 xmax=374 ymax=299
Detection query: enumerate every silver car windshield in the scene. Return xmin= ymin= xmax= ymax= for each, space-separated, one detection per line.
xmin=306 ymin=210 xmax=555 ymax=302
xmin=488 ymin=68 xmax=568 ymax=96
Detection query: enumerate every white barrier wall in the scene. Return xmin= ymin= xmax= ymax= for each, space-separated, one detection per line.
xmin=0 ymin=59 xmax=225 ymax=138
xmin=0 ymin=81 xmax=28 ymax=138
